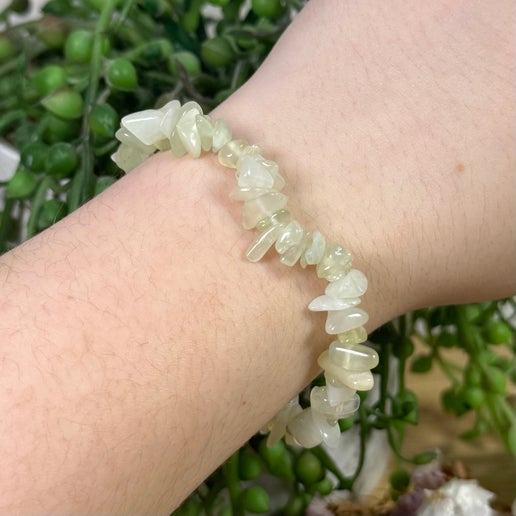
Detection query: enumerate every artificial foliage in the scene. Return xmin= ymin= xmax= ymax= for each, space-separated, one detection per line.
xmin=0 ymin=1 xmax=514 ymax=515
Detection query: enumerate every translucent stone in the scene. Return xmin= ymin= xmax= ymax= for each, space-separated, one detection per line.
xmin=316 ymin=243 xmax=353 ymax=282
xmin=121 ymin=109 xmax=163 ymax=145
xmin=275 ymin=221 xmax=304 ymax=254
xmin=325 ymin=269 xmax=368 ymax=299
xmin=229 ymin=187 xmax=274 ymax=201
xmin=115 ymin=128 xmax=155 ymax=153
xmin=255 ymin=209 xmax=291 ymax=232
xmin=326 ymin=382 xmax=356 ymax=405
xmin=308 ymin=295 xmax=360 ymax=312
xmin=287 ymin=408 xmax=323 ymax=449
xmin=237 ymin=155 xmax=275 ymax=189
xmin=267 ymin=398 xmax=302 ymax=447
xmin=304 ymin=231 xmax=326 ymax=265
xmin=311 ymin=411 xmax=341 ymax=448
xmin=176 ymin=108 xmax=202 ymax=158
xmin=154 ymin=138 xmax=171 ymax=151
xmin=246 ymin=223 xmax=286 ymax=262
xmin=195 ymin=114 xmax=214 ymax=151
xmin=212 ymin=119 xmax=232 ymax=152
xmin=329 ymin=341 xmax=379 ymax=371
xmin=318 ymin=351 xmax=374 ymax=390
xmin=111 ymin=143 xmax=153 ymax=173
xmin=325 ymin=307 xmax=369 ymax=334
xmin=337 ymin=327 xmax=368 ymax=346
xmin=242 ymin=192 xmax=288 ymax=229
xmin=280 ymin=239 xmax=308 ymax=266
xmin=218 ymin=139 xmax=248 ymax=168
xmin=159 ymin=102 xmax=182 ymax=137
xmin=169 ymin=129 xmax=186 ymax=157
xmin=310 ymin=386 xmax=360 ymax=420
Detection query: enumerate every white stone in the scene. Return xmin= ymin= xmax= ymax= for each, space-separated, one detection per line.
xmin=325 ymin=307 xmax=369 ymax=334
xmin=246 ymin=223 xmax=286 ymax=262
xmin=316 ymin=243 xmax=353 ymax=282
xmin=111 ymin=143 xmax=153 ymax=173
xmin=212 ymin=119 xmax=232 ymax=152
xmin=176 ymin=108 xmax=202 ymax=158
xmin=218 ymin=139 xmax=248 ymax=168
xmin=242 ymin=192 xmax=288 ymax=229
xmin=326 ymin=382 xmax=356 ymax=405
xmin=304 ymin=231 xmax=326 ymax=265
xmin=169 ymin=129 xmax=186 ymax=157
xmin=308 ymin=295 xmax=360 ymax=312
xmin=229 ymin=187 xmax=274 ymax=201
xmin=159 ymin=101 xmax=182 ymax=137
xmin=325 ymin=269 xmax=368 ymax=299
xmin=195 ymin=114 xmax=214 ymax=151
xmin=275 ymin=221 xmax=304 ymax=254
xmin=115 ymin=128 xmax=156 ymax=152
xmin=310 ymin=386 xmax=360 ymax=420
xmin=312 ymin=411 xmax=341 ymax=448
xmin=121 ymin=109 xmax=164 ymax=145
xmin=287 ymin=408 xmax=324 ymax=449
xmin=267 ymin=398 xmax=302 ymax=447
xmin=237 ymin=155 xmax=275 ymax=189
xmin=329 ymin=342 xmax=379 ymax=371
xmin=318 ymin=351 xmax=374 ymax=390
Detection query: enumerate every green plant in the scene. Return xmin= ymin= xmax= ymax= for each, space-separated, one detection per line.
xmin=0 ymin=1 xmax=514 ymax=515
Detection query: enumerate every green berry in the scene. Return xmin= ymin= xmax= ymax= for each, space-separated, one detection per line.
xmin=33 ymin=65 xmax=68 ymax=96
xmin=338 ymin=417 xmax=355 ymax=432
xmin=314 ymin=477 xmax=333 ymax=496
xmin=393 ymin=337 xmax=414 ymax=360
xmin=464 ymin=365 xmax=482 ymax=386
xmin=20 ymin=141 xmax=49 ymax=172
xmin=294 ymin=451 xmax=324 ymax=486
xmin=251 ymin=0 xmax=284 ymax=19
xmin=90 ymin=103 xmax=120 ymax=139
xmin=37 ymin=16 xmax=67 ymax=49
xmin=6 ymin=168 xmax=38 ymax=199
xmin=413 ymin=451 xmax=437 ymax=465
xmin=167 ymin=51 xmax=201 ymax=76
xmin=45 ymin=142 xmax=78 ymax=179
xmin=483 ymin=320 xmax=513 ymax=345
xmin=42 ymin=89 xmax=83 ymax=120
xmin=464 ymin=304 xmax=482 ymax=323
xmin=389 ymin=469 xmax=410 ymax=492
xmin=240 ymin=486 xmax=269 ymax=514
xmin=484 ymin=366 xmax=507 ymax=394
xmin=238 ymin=449 xmax=262 ymax=480
xmin=43 ymin=114 xmax=80 ymax=143
xmin=436 ymin=331 xmax=458 ymax=348
xmin=64 ymin=30 xmax=94 ymax=64
xmin=411 ymin=354 xmax=433 ymax=373
xmin=462 ymin=386 xmax=486 ymax=409
xmin=106 ymin=58 xmax=138 ymax=91
xmin=284 ymin=495 xmax=306 ymax=516
xmin=0 ymin=35 xmax=15 ymax=62
xmin=38 ymin=199 xmax=67 ymax=230
xmin=201 ymin=37 xmax=236 ymax=68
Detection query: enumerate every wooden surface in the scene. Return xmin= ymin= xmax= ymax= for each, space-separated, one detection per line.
xmin=401 ymin=347 xmax=515 ymax=505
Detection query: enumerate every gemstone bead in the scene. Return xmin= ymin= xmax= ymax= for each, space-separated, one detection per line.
xmin=318 ymin=351 xmax=374 ymax=390
xmin=242 ymin=192 xmax=288 ymax=229
xmin=267 ymin=398 xmax=302 ymax=447
xmin=275 ymin=221 xmax=304 ymax=253
xmin=337 ymin=326 xmax=368 ymax=345
xmin=316 ymin=242 xmax=353 ymax=282
xmin=325 ymin=307 xmax=369 ymax=334
xmin=195 ymin=114 xmax=214 ymax=151
xmin=212 ymin=119 xmax=232 ymax=152
xmin=111 ymin=143 xmax=153 ymax=173
xmin=159 ymin=101 xmax=182 ymax=137
xmin=329 ymin=341 xmax=379 ymax=371
xmin=325 ymin=269 xmax=368 ymax=299
xmin=237 ymin=155 xmax=276 ymax=189
xmin=246 ymin=223 xmax=286 ymax=262
xmin=255 ymin=209 xmax=291 ymax=232
xmin=121 ymin=109 xmax=164 ymax=145
xmin=287 ymin=408 xmax=324 ymax=448
xmin=115 ymin=128 xmax=156 ymax=152
xmin=176 ymin=107 xmax=202 ymax=158
xmin=304 ymin=231 xmax=326 ymax=265
xmin=229 ymin=187 xmax=274 ymax=201
xmin=218 ymin=139 xmax=248 ymax=168
xmin=308 ymin=295 xmax=360 ymax=312
xmin=310 ymin=386 xmax=360 ymax=420
xmin=311 ymin=411 xmax=341 ymax=448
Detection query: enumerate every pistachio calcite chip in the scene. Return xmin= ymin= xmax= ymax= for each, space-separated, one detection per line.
xmin=112 ymin=101 xmax=375 ymax=450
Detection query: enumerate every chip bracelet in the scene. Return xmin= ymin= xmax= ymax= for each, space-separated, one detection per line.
xmin=112 ymin=100 xmax=379 ymax=449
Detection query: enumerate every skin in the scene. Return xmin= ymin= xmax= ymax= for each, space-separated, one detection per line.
xmin=0 ymin=0 xmax=514 ymax=514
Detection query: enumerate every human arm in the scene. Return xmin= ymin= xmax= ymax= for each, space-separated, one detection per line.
xmin=0 ymin=0 xmax=514 ymax=514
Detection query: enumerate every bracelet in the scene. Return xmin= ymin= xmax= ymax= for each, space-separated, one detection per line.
xmin=112 ymin=100 xmax=378 ymax=449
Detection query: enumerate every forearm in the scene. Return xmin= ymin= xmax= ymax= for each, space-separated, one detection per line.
xmin=0 ymin=0 xmax=514 ymax=514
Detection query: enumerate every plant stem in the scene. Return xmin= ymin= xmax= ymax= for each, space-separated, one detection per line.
xmin=25 ymin=176 xmax=59 ymax=238
xmin=223 ymin=452 xmax=243 ymax=516
xmin=68 ymin=0 xmax=118 ymax=212
xmin=0 ymin=196 xmax=15 ymax=252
